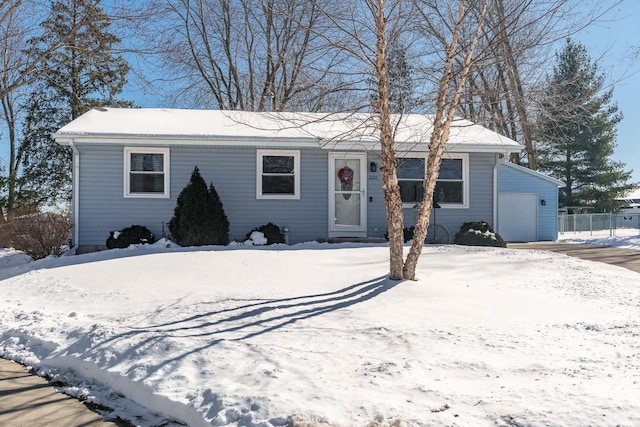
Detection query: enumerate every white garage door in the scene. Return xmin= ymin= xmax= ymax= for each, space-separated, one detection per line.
xmin=498 ymin=193 xmax=537 ymax=242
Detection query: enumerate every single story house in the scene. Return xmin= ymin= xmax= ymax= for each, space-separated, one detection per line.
xmin=53 ymin=108 xmax=561 ymax=252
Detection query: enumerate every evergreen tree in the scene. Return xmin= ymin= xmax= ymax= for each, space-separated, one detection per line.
xmin=168 ymin=166 xmax=230 ymax=246
xmin=16 ymin=0 xmax=130 ymax=209
xmin=371 ymin=42 xmax=419 ymax=114
xmin=537 ymin=39 xmax=636 ymax=211
xmin=387 ymin=43 xmax=418 ymax=114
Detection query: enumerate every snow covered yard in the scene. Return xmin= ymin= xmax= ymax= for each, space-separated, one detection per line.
xmin=558 ymin=228 xmax=640 ymax=249
xmin=1 ymin=242 xmax=639 ymax=426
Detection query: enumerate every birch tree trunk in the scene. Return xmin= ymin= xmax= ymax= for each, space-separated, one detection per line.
xmin=403 ymin=0 xmax=490 ymax=280
xmin=372 ymin=0 xmax=404 ymax=280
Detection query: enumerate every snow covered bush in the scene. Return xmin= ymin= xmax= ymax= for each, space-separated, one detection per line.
xmin=244 ymin=231 xmax=268 ymax=246
xmin=0 ymin=211 xmax=71 ymax=259
xmin=245 ymin=223 xmax=284 ymax=245
xmin=168 ymin=166 xmax=230 ymax=246
xmin=454 ymin=221 xmax=506 ymax=247
xmin=106 ymin=225 xmax=155 ymax=249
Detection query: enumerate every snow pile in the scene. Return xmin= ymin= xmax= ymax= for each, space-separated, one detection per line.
xmin=468 ymin=228 xmax=497 ymax=240
xmin=244 ymin=231 xmax=268 ymax=246
xmin=0 ymin=248 xmax=32 ymax=268
xmin=1 ymin=242 xmax=640 ymax=426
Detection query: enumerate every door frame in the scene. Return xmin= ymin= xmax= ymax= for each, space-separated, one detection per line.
xmin=328 ymin=152 xmax=368 ymax=238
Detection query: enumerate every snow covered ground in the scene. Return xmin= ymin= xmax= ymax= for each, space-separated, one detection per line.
xmin=558 ymin=227 xmax=640 ymax=249
xmin=1 ymin=239 xmax=639 ymax=426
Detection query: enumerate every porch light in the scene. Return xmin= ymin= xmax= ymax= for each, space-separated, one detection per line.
xmin=370 ymin=162 xmax=377 ymax=173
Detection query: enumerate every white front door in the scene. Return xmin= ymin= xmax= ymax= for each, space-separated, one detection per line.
xmin=329 ymin=153 xmax=367 ymax=237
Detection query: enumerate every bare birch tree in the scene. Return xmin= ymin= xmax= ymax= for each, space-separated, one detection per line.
xmin=399 ymin=0 xmax=490 ymax=280
xmin=356 ymin=0 xmax=489 ymax=280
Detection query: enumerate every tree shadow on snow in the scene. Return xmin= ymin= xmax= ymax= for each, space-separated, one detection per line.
xmin=84 ymin=275 xmax=398 ymax=380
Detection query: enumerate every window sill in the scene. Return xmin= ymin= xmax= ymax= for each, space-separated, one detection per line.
xmin=124 ymin=193 xmax=170 ymax=199
xmin=402 ymin=203 xmax=468 ymax=210
xmin=257 ymin=194 xmax=300 ymax=200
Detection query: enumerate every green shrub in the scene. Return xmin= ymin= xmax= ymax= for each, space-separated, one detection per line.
xmin=168 ymin=166 xmax=230 ymax=246
xmin=106 ymin=225 xmax=155 ymax=249
xmin=245 ymin=223 xmax=284 ymax=245
xmin=454 ymin=221 xmax=506 ymax=247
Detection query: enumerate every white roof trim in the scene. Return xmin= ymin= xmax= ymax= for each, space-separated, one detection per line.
xmin=501 ymin=161 xmax=564 ymax=186
xmin=53 ymin=134 xmax=323 ymax=148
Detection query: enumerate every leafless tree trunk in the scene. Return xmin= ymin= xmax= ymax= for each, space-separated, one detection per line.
xmin=370 ymin=0 xmax=404 ymax=280
xmin=401 ymin=0 xmax=489 ymax=280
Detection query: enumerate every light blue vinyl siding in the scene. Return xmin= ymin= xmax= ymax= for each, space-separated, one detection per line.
xmin=76 ymin=144 xmax=327 ymax=246
xmin=75 ymin=145 xmax=504 ymax=248
xmin=498 ymin=163 xmax=559 ymax=241
xmin=366 ymin=153 xmax=386 ymax=238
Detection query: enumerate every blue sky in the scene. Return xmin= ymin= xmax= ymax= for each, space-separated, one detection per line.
xmin=574 ymin=1 xmax=640 ymax=183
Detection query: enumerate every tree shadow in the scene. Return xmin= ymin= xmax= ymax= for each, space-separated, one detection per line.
xmin=82 ymin=275 xmax=399 ymax=381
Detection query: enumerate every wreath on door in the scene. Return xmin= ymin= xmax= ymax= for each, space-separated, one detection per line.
xmin=338 ymin=164 xmax=354 ymax=200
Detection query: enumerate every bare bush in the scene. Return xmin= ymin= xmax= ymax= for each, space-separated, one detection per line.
xmin=0 ymin=211 xmax=72 ymax=260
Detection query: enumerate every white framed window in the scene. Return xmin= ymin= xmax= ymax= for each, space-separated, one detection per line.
xmin=124 ymin=147 xmax=170 ymax=198
xmin=257 ymin=149 xmax=300 ymax=199
xmin=397 ymin=153 xmax=468 ymax=208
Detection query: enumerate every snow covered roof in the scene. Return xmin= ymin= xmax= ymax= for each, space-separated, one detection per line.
xmin=53 ymin=108 xmax=524 ymax=153
xmin=622 ymin=188 xmax=640 ymax=200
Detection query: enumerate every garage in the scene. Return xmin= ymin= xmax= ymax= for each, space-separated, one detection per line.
xmin=497 ymin=162 xmax=563 ymax=242
xmin=498 ymin=193 xmax=537 ymax=242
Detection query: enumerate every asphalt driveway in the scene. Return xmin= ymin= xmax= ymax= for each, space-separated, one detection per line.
xmin=508 ymin=242 xmax=640 ymax=274
xmin=0 ymin=358 xmax=116 ymax=426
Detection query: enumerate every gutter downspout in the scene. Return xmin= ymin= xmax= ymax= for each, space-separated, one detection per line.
xmin=493 ymin=151 xmax=510 ymax=232
xmin=68 ymin=139 xmax=80 ymax=254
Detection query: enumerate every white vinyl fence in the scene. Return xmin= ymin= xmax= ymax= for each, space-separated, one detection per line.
xmin=559 ymin=212 xmax=640 ymax=236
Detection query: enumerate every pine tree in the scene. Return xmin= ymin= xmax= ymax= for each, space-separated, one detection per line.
xmin=387 ymin=43 xmax=418 ymax=114
xmin=371 ymin=42 xmax=419 ymax=114
xmin=537 ymin=39 xmax=636 ymax=211
xmin=168 ymin=166 xmax=230 ymax=246
xmin=15 ymin=0 xmax=130 ymax=209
